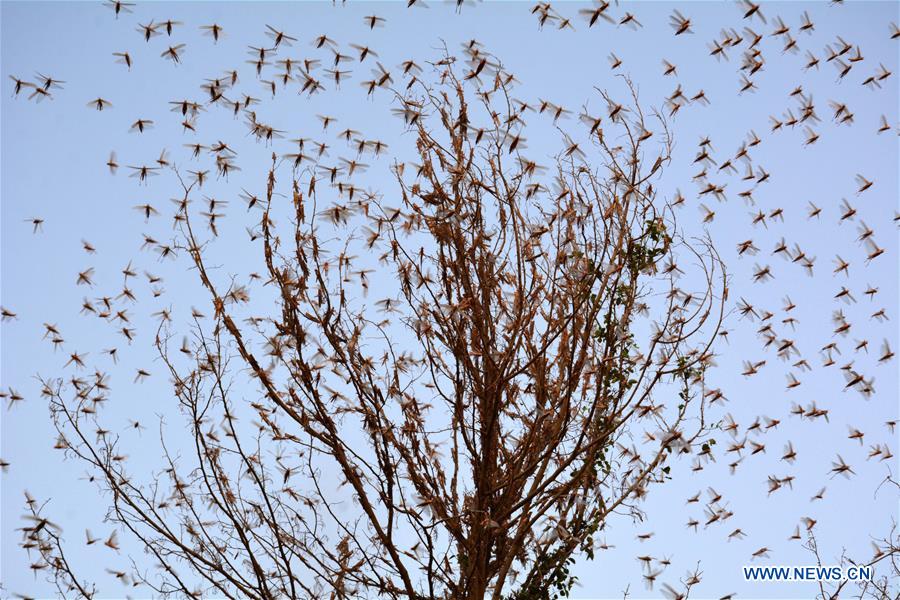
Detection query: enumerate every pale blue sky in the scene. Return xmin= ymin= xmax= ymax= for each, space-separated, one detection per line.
xmin=2 ymin=1 xmax=898 ymax=598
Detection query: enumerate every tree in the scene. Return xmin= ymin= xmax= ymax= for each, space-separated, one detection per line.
xmin=30 ymin=57 xmax=726 ymax=599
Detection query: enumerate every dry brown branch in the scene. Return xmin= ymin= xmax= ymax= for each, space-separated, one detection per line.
xmin=41 ymin=55 xmax=726 ymax=600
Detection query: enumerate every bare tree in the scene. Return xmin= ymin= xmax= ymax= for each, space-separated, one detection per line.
xmin=803 ymin=476 xmax=900 ymax=600
xmin=31 ymin=58 xmax=729 ymax=599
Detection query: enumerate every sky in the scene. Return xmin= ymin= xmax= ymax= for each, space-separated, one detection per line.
xmin=1 ymin=1 xmax=898 ymax=599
